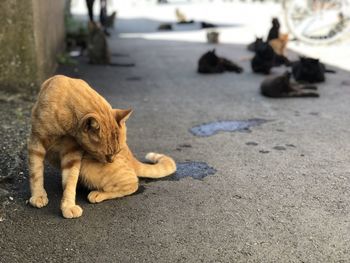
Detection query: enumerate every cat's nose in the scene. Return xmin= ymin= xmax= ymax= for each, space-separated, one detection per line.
xmin=106 ymin=154 xmax=115 ymax=163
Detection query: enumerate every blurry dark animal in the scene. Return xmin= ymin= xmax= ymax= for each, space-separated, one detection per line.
xmin=200 ymin=22 xmax=217 ymax=29
xmin=105 ymin=11 xmax=117 ymax=28
xmin=292 ymin=57 xmax=336 ymax=83
xmin=88 ymin=21 xmax=110 ymax=64
xmin=251 ymin=42 xmax=290 ymax=74
xmin=158 ymin=23 xmax=173 ymax=30
xmin=247 ymin=37 xmax=264 ymax=52
xmin=261 ymin=71 xmax=319 ymax=98
xmin=267 ymin=17 xmax=280 ymax=41
xmin=88 ymin=22 xmax=134 ymax=67
xmin=198 ymin=49 xmax=243 ymax=74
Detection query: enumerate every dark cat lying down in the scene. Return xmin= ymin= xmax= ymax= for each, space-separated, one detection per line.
xmin=292 ymin=56 xmax=336 ymax=83
xmin=198 ymin=49 xmax=243 ymax=74
xmin=251 ymin=42 xmax=290 ymax=74
xmin=261 ymin=71 xmax=319 ymax=98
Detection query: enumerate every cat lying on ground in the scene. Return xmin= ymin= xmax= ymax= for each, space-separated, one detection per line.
xmin=28 ymin=75 xmax=120 ymax=218
xmin=46 ymin=109 xmax=176 ymax=206
xmin=292 ymin=56 xmax=336 ymax=83
xmin=260 ymin=71 xmax=319 ymax=98
xmin=198 ymin=49 xmax=243 ymax=74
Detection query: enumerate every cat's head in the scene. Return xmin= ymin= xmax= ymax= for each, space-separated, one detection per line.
xmin=203 ymin=49 xmax=220 ymax=65
xmin=256 ymin=42 xmax=275 ymax=59
xmin=78 ymin=112 xmax=119 ymax=164
xmin=272 ymin=18 xmax=280 ymax=28
xmin=300 ymin=56 xmax=319 ymax=66
xmin=299 ymin=56 xmax=322 ymax=74
xmin=112 ymin=108 xmax=133 ymax=146
xmin=255 ymin=37 xmax=264 ymax=44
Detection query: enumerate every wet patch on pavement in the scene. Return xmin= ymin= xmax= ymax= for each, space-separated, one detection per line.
xmin=143 ymin=161 xmax=217 ymax=182
xmin=190 ymin=119 xmax=270 ymax=137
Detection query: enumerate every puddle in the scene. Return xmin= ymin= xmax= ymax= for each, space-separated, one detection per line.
xmin=143 ymin=161 xmax=217 ymax=182
xmin=190 ymin=119 xmax=269 ymax=137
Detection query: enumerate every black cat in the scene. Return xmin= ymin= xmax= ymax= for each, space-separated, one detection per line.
xmin=251 ymin=42 xmax=290 ymax=74
xmin=261 ymin=71 xmax=319 ymax=98
xmin=198 ymin=49 xmax=243 ymax=74
xmin=200 ymin=21 xmax=217 ymax=29
xmin=267 ymin=17 xmax=280 ymax=41
xmin=292 ymin=57 xmax=336 ymax=83
xmin=247 ymin=37 xmax=264 ymax=52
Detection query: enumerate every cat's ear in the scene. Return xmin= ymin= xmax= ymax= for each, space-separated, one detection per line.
xmin=81 ymin=114 xmax=100 ymax=133
xmin=211 ymin=48 xmax=216 ymax=53
xmin=113 ymin=109 xmax=133 ymax=126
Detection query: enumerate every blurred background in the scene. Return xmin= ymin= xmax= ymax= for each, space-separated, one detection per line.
xmin=1 ymin=0 xmax=349 ymax=94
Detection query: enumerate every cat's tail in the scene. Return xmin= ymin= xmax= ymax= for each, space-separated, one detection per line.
xmin=134 ymin=152 xmax=176 ymax=179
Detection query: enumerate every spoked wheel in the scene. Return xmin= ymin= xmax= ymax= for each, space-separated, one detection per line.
xmin=283 ymin=0 xmax=350 ymax=44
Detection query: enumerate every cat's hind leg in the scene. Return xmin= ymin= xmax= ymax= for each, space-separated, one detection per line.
xmin=88 ymin=173 xmax=138 ymax=203
xmin=28 ymin=136 xmax=48 ymax=208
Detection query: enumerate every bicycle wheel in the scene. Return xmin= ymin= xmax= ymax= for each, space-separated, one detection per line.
xmin=283 ymin=0 xmax=350 ymax=44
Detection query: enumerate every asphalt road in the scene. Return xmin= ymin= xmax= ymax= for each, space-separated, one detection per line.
xmin=1 ymin=19 xmax=350 ymax=262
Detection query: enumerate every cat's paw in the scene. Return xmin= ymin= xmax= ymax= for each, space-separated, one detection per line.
xmin=88 ymin=191 xmax=106 ymax=203
xmin=61 ymin=205 xmax=83 ymax=219
xmin=29 ymin=195 xmax=49 ymax=208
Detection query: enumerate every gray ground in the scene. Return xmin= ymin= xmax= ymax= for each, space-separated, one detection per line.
xmin=1 ymin=19 xmax=350 ymax=263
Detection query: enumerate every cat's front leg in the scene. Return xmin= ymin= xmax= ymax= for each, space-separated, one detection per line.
xmin=60 ymin=143 xmax=83 ymax=219
xmin=28 ymin=136 xmax=49 ymax=208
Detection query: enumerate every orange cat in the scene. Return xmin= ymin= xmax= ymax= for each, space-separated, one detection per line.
xmin=269 ymin=33 xmax=289 ymax=56
xmin=28 ymin=75 xmax=119 ymax=218
xmin=46 ymin=109 xmax=176 ymax=208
